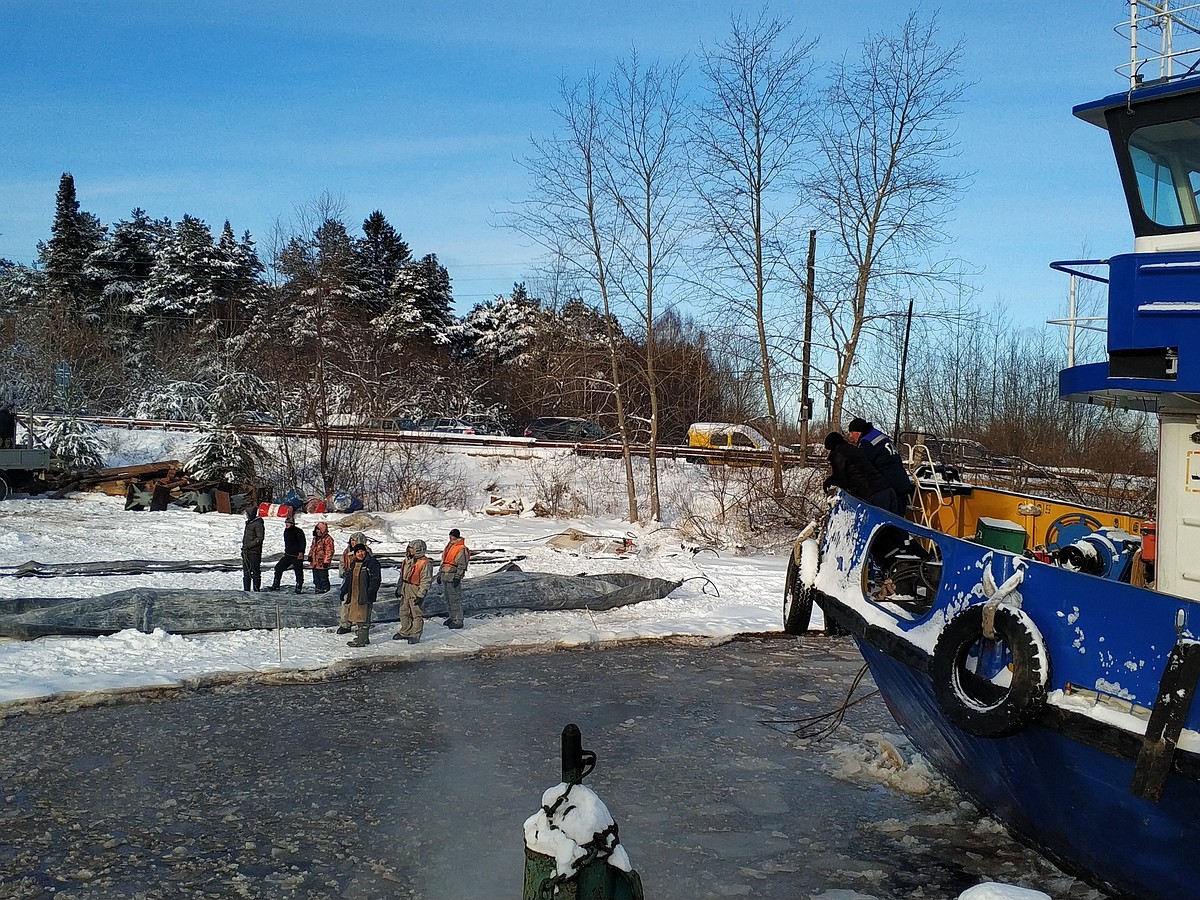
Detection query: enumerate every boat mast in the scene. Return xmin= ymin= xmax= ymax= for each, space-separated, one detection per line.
xmin=1131 ymin=0 xmax=1141 ymax=89
xmin=1124 ymin=1 xmax=1200 ymax=86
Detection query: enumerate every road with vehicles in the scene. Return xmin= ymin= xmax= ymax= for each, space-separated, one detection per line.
xmin=21 ymin=414 xmax=814 ymax=469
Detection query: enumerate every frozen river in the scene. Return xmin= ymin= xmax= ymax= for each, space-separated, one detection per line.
xmin=0 ymin=635 xmax=1112 ymax=898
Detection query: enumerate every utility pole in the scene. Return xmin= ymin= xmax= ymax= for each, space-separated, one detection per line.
xmin=894 ymin=298 xmax=914 ymax=441
xmin=800 ymin=229 xmax=816 ymax=455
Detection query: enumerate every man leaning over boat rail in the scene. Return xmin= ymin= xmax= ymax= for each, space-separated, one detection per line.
xmin=847 ymin=418 xmax=914 ymax=512
xmin=823 ymin=432 xmax=900 ymax=514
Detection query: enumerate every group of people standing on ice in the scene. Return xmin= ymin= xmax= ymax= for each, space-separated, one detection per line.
xmin=239 ymin=510 xmax=470 ymax=648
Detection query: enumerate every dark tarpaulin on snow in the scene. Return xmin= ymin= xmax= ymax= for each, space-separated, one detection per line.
xmin=0 ymin=550 xmax=516 ymax=578
xmin=0 ymin=565 xmax=682 ymax=640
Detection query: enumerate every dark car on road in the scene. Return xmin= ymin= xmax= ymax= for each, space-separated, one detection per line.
xmin=524 ymin=417 xmax=605 ymax=441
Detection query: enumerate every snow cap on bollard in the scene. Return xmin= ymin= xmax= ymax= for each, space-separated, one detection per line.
xmin=521 ymin=724 xmax=644 ymax=900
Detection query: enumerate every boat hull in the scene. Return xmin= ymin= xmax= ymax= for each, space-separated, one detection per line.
xmin=853 ymin=619 xmax=1200 ymax=900
xmin=807 ymin=492 xmax=1200 ymax=899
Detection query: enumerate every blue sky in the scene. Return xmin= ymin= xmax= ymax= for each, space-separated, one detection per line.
xmin=0 ymin=2 xmax=1132 ymax=324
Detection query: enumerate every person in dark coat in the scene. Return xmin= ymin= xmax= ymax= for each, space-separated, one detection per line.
xmin=823 ymin=432 xmax=899 ymax=514
xmin=268 ymin=514 xmax=307 ymax=593
xmin=0 ymin=405 xmax=14 ymax=449
xmin=339 ymin=543 xmax=382 ymax=647
xmin=241 ymin=506 xmax=265 ymax=592
xmin=847 ymin=418 xmax=913 ymax=512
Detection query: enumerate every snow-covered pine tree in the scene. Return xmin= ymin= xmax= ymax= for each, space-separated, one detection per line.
xmin=88 ymin=209 xmax=173 ymax=379
xmin=389 ymin=253 xmax=454 ymax=344
xmin=89 ymin=208 xmax=171 ymax=314
xmin=212 ymin=221 xmax=265 ymax=342
xmin=140 ymin=215 xmax=222 ymax=327
xmin=461 ymin=284 xmax=544 ymax=366
xmin=34 ymin=415 xmax=108 ymax=469
xmin=185 ymin=422 xmax=265 ymax=483
xmin=37 ymin=173 xmax=107 ymax=322
xmin=184 ymin=373 xmax=267 ymax=482
xmin=135 ymin=380 xmax=209 ymax=422
xmin=356 ymin=211 xmax=410 ymax=315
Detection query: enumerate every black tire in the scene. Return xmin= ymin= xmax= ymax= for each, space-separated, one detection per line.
xmin=0 ymin=474 xmax=9 ymax=501
xmin=931 ymin=605 xmax=1048 ymax=738
xmin=782 ymin=548 xmax=813 ymax=635
xmin=822 ymin=606 xmax=849 ymax=636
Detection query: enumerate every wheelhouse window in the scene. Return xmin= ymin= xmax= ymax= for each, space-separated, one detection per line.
xmin=1128 ymin=119 xmax=1200 ymax=227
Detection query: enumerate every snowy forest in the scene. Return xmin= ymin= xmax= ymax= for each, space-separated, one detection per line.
xmin=0 ymin=12 xmax=1152 ymax=517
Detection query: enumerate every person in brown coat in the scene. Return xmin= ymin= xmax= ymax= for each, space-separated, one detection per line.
xmin=339 ymin=543 xmax=381 ymax=648
xmin=336 ymin=532 xmax=370 ymax=635
xmin=308 ymin=522 xmax=335 ymax=594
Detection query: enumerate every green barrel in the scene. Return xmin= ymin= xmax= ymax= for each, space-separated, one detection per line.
xmin=521 ymin=847 xmax=645 ymax=900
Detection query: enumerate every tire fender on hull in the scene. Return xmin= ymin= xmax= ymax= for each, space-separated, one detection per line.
xmin=782 ymin=545 xmax=814 ymax=635
xmin=931 ymin=604 xmax=1049 ymax=738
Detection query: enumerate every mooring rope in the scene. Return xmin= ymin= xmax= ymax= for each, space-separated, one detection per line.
xmin=760 ymin=663 xmax=879 ymax=742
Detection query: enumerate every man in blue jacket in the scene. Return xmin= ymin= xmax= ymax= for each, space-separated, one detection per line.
xmin=847 ymin=418 xmax=913 ymax=513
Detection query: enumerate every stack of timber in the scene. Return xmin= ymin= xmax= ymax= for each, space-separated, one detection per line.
xmin=48 ymin=461 xmax=263 ymax=515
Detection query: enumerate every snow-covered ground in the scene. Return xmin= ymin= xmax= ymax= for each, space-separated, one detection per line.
xmin=0 ymin=488 xmax=802 ymax=706
xmin=0 ymin=429 xmax=816 ymax=707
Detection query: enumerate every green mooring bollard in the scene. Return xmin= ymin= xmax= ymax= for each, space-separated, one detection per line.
xmin=521 ymin=724 xmax=645 ymax=900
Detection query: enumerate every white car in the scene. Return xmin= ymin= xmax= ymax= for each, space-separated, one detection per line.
xmin=417 ymin=416 xmax=476 ymax=435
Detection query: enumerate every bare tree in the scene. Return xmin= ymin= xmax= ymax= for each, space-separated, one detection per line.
xmin=691 ymin=11 xmax=818 ymax=495
xmin=809 ymin=12 xmax=968 ymax=428
xmin=603 ymin=52 xmax=689 ymax=521
xmin=509 ymin=72 xmax=641 ymax=522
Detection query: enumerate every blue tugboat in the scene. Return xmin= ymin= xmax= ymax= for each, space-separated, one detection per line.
xmin=790 ymin=7 xmax=1200 ymax=898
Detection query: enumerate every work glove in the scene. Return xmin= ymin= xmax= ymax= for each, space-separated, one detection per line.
xmin=452 ymin=577 xmax=461 ymax=588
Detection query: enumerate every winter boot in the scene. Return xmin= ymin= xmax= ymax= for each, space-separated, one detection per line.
xmin=347 ymin=626 xmax=370 ymax=648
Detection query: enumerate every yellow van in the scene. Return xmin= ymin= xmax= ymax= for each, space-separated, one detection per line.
xmin=687 ymin=422 xmax=775 ymax=464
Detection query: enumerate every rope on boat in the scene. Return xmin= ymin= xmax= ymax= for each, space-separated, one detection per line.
xmin=759 ymin=663 xmax=879 ymax=742
xmin=979 ymin=552 xmax=1027 ymax=640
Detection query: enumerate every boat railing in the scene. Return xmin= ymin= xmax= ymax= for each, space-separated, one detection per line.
xmin=1048 ymin=259 xmax=1110 ymax=368
xmin=1116 ymin=1 xmax=1200 ymax=89
xmin=902 ymin=441 xmax=952 ymax=531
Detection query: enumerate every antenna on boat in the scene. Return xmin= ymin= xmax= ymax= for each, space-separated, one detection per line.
xmin=1119 ymin=1 xmax=1200 ymax=88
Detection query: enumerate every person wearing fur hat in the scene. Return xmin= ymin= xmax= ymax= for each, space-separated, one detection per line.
xmin=846 ymin=418 xmax=913 ymax=511
xmin=240 ymin=505 xmax=265 ymax=592
xmin=268 ymin=514 xmax=307 ymax=593
xmin=823 ymin=432 xmax=899 ymax=513
xmin=335 ymin=532 xmax=371 ymax=634
xmin=340 ymin=542 xmax=381 ymax=647
xmin=339 ymin=532 xmax=369 ymax=578
xmin=392 ymin=539 xmax=432 ymax=644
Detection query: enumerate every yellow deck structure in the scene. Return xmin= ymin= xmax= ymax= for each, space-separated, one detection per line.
xmin=911 ymin=477 xmax=1144 ymax=554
